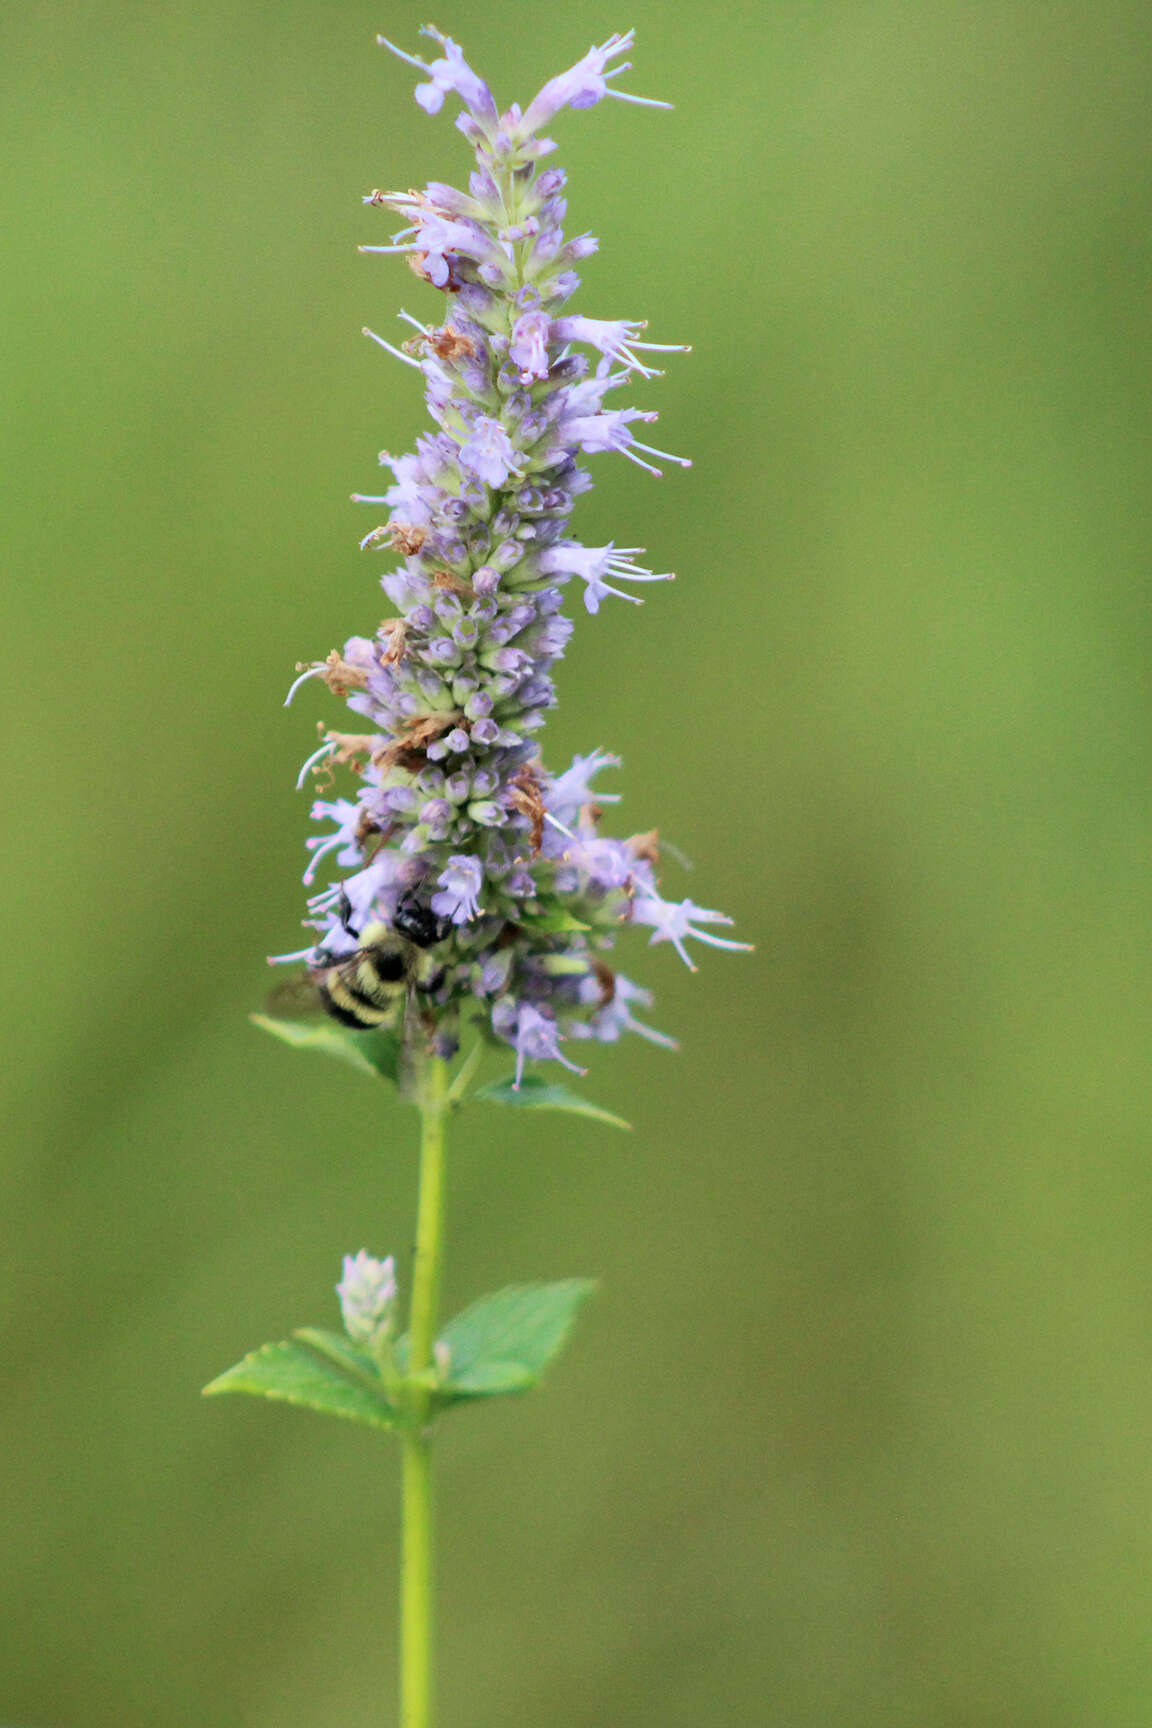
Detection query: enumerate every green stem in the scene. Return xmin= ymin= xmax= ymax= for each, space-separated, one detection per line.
xmin=400 ymin=1053 xmax=449 ymax=1728
xmin=400 ymin=1431 xmax=433 ymax=1728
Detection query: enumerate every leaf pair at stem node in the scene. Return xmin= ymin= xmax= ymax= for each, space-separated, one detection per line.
xmin=203 ymin=1281 xmax=598 ymax=1434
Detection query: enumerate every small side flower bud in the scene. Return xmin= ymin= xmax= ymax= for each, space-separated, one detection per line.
xmin=336 ymin=1251 xmax=398 ymax=1343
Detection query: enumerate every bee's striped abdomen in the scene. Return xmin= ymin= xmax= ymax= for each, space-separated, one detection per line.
xmin=317 ymin=944 xmax=410 ymax=1028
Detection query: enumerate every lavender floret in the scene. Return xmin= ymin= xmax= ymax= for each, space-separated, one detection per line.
xmin=284 ymin=28 xmax=748 ymax=1077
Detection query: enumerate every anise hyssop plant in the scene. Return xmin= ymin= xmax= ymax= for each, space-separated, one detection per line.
xmin=205 ymin=26 xmax=746 ymax=1728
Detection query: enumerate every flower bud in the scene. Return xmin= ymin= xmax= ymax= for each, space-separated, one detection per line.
xmin=336 ymin=1252 xmax=398 ymax=1344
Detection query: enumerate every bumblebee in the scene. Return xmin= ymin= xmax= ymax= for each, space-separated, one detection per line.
xmin=272 ymin=892 xmax=449 ymax=1030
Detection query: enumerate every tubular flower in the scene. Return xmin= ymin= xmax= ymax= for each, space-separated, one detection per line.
xmin=285 ymin=26 xmax=747 ymax=1077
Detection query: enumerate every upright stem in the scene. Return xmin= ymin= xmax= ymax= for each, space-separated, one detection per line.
xmin=400 ymin=1435 xmax=433 ymax=1728
xmin=400 ymin=1053 xmax=449 ymax=1728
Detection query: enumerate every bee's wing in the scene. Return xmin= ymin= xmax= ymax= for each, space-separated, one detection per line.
xmin=263 ymin=969 xmax=327 ymax=1021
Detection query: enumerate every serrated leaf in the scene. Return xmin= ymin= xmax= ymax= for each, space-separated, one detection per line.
xmin=436 ymin=1280 xmax=597 ymax=1402
xmin=474 ymin=1073 xmax=631 ymax=1130
xmin=292 ymin=1327 xmax=385 ymax=1388
xmin=515 ymin=906 xmax=591 ymax=934
xmin=249 ymin=1014 xmax=401 ymax=1082
xmin=203 ymin=1337 xmax=398 ymax=1431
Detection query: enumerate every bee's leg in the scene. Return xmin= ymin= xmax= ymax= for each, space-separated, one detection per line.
xmin=413 ymin=962 xmax=447 ymax=996
xmin=337 ymin=889 xmax=359 ymax=939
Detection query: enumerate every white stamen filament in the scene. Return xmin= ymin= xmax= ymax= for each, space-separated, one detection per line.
xmin=620 ymin=447 xmax=663 ymax=477
xmin=284 ymin=664 xmax=323 ymax=707
xmin=607 ymin=89 xmax=674 ymax=111
xmin=295 ymin=740 xmax=337 ymax=790
xmin=376 ymin=36 xmax=428 ymax=72
xmin=631 ymin=439 xmax=692 ymax=468
xmin=628 ymin=1016 xmax=680 ymax=1049
xmin=363 ymin=327 xmax=421 ymax=368
xmin=302 ymin=833 xmax=345 ymax=885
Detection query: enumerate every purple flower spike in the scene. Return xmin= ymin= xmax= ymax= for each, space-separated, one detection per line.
xmin=282 ymin=29 xmax=744 ymax=1082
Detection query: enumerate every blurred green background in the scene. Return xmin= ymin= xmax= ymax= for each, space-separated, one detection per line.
xmin=4 ymin=1 xmax=1152 ymax=1723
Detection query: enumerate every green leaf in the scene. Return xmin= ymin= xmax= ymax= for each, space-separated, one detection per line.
xmin=292 ymin=1327 xmax=386 ymax=1388
xmin=445 ymin=1359 xmax=537 ymax=1394
xmin=436 ymin=1279 xmax=598 ymax=1402
xmin=249 ymin=1014 xmax=401 ymax=1083
xmin=203 ymin=1336 xmax=398 ymax=1432
xmin=349 ymin=1027 xmax=403 ymax=1082
xmin=474 ymin=1073 xmax=631 ymax=1131
xmin=515 ymin=906 xmax=591 ymax=935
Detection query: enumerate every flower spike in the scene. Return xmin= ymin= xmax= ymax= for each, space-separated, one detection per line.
xmin=280 ymin=29 xmax=743 ymax=1080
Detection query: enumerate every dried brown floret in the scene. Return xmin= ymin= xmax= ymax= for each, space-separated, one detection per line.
xmin=388 ymin=522 xmax=428 ymax=557
xmin=627 ymin=828 xmax=660 ymax=868
xmin=322 ymin=730 xmax=377 ymax=768
xmin=356 ymin=807 xmax=383 ymax=847
xmin=510 ymin=762 xmax=547 ymax=856
xmin=591 ymin=960 xmax=617 ymax=1008
xmin=317 ymin=649 xmax=370 ymax=696
xmin=432 ymin=570 xmax=474 ymax=598
xmin=380 ymin=618 xmax=408 ymax=665
xmin=428 ymin=326 xmax=477 ymax=362
xmin=375 ymin=710 xmax=462 ymax=772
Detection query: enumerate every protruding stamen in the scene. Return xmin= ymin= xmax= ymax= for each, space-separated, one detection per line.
xmin=363 ymin=327 xmax=421 ymax=368
xmin=620 ymin=448 xmax=664 ymax=477
xmin=295 ymin=740 xmax=337 ymax=790
xmin=376 ymin=34 xmax=427 ymax=72
xmin=284 ymin=664 xmax=323 ymax=707
xmin=631 ymin=440 xmax=692 ymax=468
xmin=606 ymin=89 xmax=673 ymax=110
xmin=302 ymin=833 xmax=345 ymax=885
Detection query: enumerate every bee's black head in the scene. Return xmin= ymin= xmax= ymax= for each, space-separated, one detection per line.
xmin=393 ymin=891 xmax=451 ymax=950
